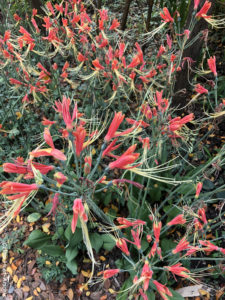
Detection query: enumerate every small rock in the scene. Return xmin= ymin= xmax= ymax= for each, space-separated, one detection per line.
xmin=39 ymin=281 xmax=46 ymax=291
xmin=32 ymin=281 xmax=40 ymax=289
xmin=41 ymin=292 xmax=49 ymax=299
xmin=14 ymin=288 xmax=23 ymax=299
xmin=91 ymin=291 xmax=102 ymax=300
xmin=8 ymin=286 xmax=14 ymax=294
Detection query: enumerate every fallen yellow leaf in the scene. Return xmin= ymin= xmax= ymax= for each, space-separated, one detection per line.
xmin=23 ymin=286 xmax=30 ymax=292
xmin=67 ymin=288 xmax=74 ymax=300
xmin=81 ymin=270 xmax=91 ymax=278
xmin=100 ymin=256 xmax=106 ymax=261
xmin=17 ymin=278 xmax=23 ymax=289
xmin=42 ymin=223 xmax=51 ymax=233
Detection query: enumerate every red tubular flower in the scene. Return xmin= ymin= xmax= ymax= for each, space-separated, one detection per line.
xmin=126 ymin=118 xmax=149 ymax=128
xmin=46 ymin=1 xmax=55 ymax=15
xmin=165 ymin=263 xmax=190 ymax=278
xmin=198 ymin=208 xmax=207 ymax=224
xmin=77 ymin=52 xmax=87 ymax=62
xmin=30 ymin=128 xmax=66 ymax=161
xmin=73 ymin=125 xmax=86 ymax=157
xmin=157 ymin=45 xmax=166 ymax=58
xmin=104 ymin=112 xmax=125 ymax=142
xmin=141 ymin=104 xmax=153 ymax=120
xmin=169 ymin=113 xmax=194 ymax=132
xmin=3 ymin=163 xmax=27 ymax=174
xmin=160 ymin=8 xmax=174 ymax=23
xmin=153 ymin=221 xmax=162 ymax=243
xmin=119 ymin=42 xmax=125 ymax=59
xmin=131 ymin=229 xmax=142 ymax=250
xmin=47 ymin=193 xmax=60 ymax=216
xmin=194 ymin=0 xmax=200 ymax=10
xmin=42 ymin=117 xmax=56 ymax=126
xmin=109 ymin=19 xmax=120 ymax=30
xmin=71 ymin=198 xmax=88 ymax=233
xmin=108 ymin=144 xmax=140 ymax=170
xmin=195 ymin=182 xmax=203 ymax=198
xmin=3 ymin=160 xmax=53 ymax=179
xmin=116 ymin=238 xmax=130 ymax=255
xmin=117 ymin=217 xmax=134 ymax=228
xmin=0 ymin=182 xmax=38 ymax=196
xmin=156 ymin=90 xmax=169 ymax=112
xmin=113 ymin=179 xmax=144 ymax=190
xmin=14 ymin=13 xmax=22 ymax=22
xmin=138 ymin=137 xmax=150 ymax=149
xmin=153 ymin=280 xmax=172 ymax=300
xmin=92 ymin=58 xmax=105 ymax=70
xmin=199 ymin=240 xmax=219 ymax=252
xmin=84 ymin=156 xmax=92 ymax=175
xmin=196 ymin=1 xmax=211 ymax=19
xmin=31 ymin=18 xmax=40 ymax=33
xmin=102 ymin=139 xmax=121 ymax=158
xmin=185 ymin=246 xmax=200 ymax=256
xmin=127 ymin=55 xmax=140 ymax=69
xmin=141 ymin=261 xmax=153 ymax=291
xmin=166 ymin=34 xmax=172 ymax=49
xmin=167 ymin=214 xmax=186 ymax=226
xmin=195 ymin=84 xmax=208 ymax=94
xmin=172 ymin=237 xmax=190 ymax=254
xmin=147 ymin=235 xmax=152 ymax=243
xmin=207 ymin=56 xmax=217 ymax=76
xmin=9 ymin=78 xmax=24 ymax=86
xmin=54 ymin=172 xmax=67 ymax=187
xmin=148 ymin=241 xmax=157 ymax=258
xmin=139 ymin=288 xmax=148 ymax=300
xmin=99 ymin=269 xmax=120 ymax=280
xmin=54 ymin=97 xmax=82 ymax=131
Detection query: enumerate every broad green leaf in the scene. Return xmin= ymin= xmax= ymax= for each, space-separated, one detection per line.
xmin=66 ymin=259 xmax=78 ymax=275
xmin=27 ymin=213 xmax=41 ymax=223
xmin=90 ymin=233 xmax=103 ymax=253
xmin=24 ymin=230 xmax=51 ymax=249
xmin=66 ymin=247 xmax=78 ymax=262
xmin=146 ymin=290 xmax=155 ymax=300
xmin=102 ymin=234 xmax=116 ymax=251
xmin=40 ymin=245 xmax=64 ymax=256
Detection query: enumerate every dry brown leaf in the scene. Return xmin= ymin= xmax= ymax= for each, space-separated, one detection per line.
xmin=67 ymin=288 xmax=74 ymax=300
xmin=23 ymin=286 xmax=30 ymax=292
xmin=216 ymin=287 xmax=225 ymax=300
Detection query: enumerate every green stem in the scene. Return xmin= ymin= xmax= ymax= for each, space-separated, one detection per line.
xmin=88 ymin=143 xmax=107 ymax=180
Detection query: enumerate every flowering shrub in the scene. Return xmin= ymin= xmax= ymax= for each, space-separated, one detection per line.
xmin=0 ymin=0 xmax=225 ymax=298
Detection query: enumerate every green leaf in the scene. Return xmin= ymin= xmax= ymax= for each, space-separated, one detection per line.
xmin=65 ymin=247 xmax=78 ymax=262
xmin=24 ymin=230 xmax=51 ymax=249
xmin=66 ymin=259 xmax=78 ymax=275
xmin=27 ymin=213 xmax=41 ymax=223
xmin=40 ymin=245 xmax=64 ymax=256
xmin=90 ymin=233 xmax=103 ymax=253
xmin=102 ymin=234 xmax=116 ymax=251
xmin=69 ymin=229 xmax=83 ymax=247
xmin=168 ymin=289 xmax=185 ymax=300
xmin=146 ymin=290 xmax=155 ymax=300
xmin=161 ymin=238 xmax=176 ymax=253
xmin=141 ymin=240 xmax=149 ymax=252
xmin=116 ymin=277 xmax=133 ymax=300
